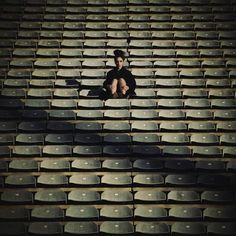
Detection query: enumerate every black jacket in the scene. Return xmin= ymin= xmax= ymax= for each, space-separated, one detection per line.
xmin=103 ymin=67 xmax=136 ymax=95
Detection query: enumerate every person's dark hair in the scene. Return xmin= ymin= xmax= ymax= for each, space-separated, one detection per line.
xmin=114 ymin=49 xmax=125 ymax=61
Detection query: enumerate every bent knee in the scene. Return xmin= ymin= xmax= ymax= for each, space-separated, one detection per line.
xmin=118 ymin=78 xmax=126 ymax=86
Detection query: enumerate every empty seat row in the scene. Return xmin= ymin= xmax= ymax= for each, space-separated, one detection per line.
xmin=2 ymin=12 xmax=236 ymax=21
xmin=0 ymin=98 xmax=235 ymax=110
xmin=0 ymin=173 xmax=235 ymax=187
xmin=0 ymin=133 xmax=235 ymax=145
xmin=3 ymin=59 xmax=236 ymax=69
xmin=4 ymin=13 xmax=236 ymax=24
xmin=1 ymin=189 xmax=236 ymax=203
xmin=0 ymin=221 xmax=235 ymax=236
xmin=7 ymin=21 xmax=236 ymax=30
xmin=7 ymin=39 xmax=236 ymax=48
xmin=1 ymin=0 xmax=234 ymax=6
xmin=0 ymin=205 xmax=235 ymax=221
xmin=2 ymin=20 xmax=236 ymax=29
xmin=2 ymin=48 xmax=236 ymax=57
xmin=2 ymin=159 xmax=236 ymax=172
xmin=2 ymin=39 xmax=236 ymax=50
xmin=2 ymin=59 xmax=236 ymax=70
xmin=2 ymin=30 xmax=236 ymax=40
xmin=0 ymin=145 xmax=235 ymax=157
xmin=0 ymin=109 xmax=235 ymax=120
xmin=1 ymin=3 xmax=236 ymax=10
xmin=0 ymin=120 xmax=235 ymax=132
xmin=9 ymin=22 xmax=236 ymax=31
xmin=5 ymin=31 xmax=236 ymax=40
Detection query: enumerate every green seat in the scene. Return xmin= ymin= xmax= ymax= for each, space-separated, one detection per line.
xmin=25 ymin=99 xmax=50 ymax=109
xmin=100 ymin=221 xmax=134 ymax=235
xmin=204 ymin=207 xmax=236 ymax=220
xmin=101 ymin=190 xmax=133 ymax=202
xmin=169 ymin=207 xmax=202 ymax=219
xmin=165 ymin=174 xmax=197 ymax=186
xmin=160 ymin=122 xmax=187 ymax=131
xmin=66 ymin=205 xmax=99 ymax=219
xmin=1 ymin=190 xmax=33 ymax=203
xmin=0 ymin=207 xmax=29 ymax=221
xmin=69 ymin=174 xmax=100 ymax=186
xmin=101 ymin=174 xmax=132 ymax=186
xmin=75 ymin=122 xmax=102 ymax=132
xmin=207 ymin=223 xmax=236 ymax=236
xmin=168 ymin=191 xmax=200 ymax=202
xmin=72 ymin=159 xmax=101 ymax=170
xmin=5 ymin=174 xmax=36 ymax=187
xmin=64 ymin=222 xmax=99 ymax=235
xmin=100 ymin=206 xmax=133 ymax=219
xmin=201 ymin=191 xmax=234 ymax=203
xmin=190 ymin=134 xmax=219 ymax=144
xmin=73 ymin=145 xmax=102 ymax=156
xmin=28 ymin=222 xmax=63 ymax=236
xmin=31 ymin=206 xmax=64 ymax=220
xmin=172 ymin=222 xmax=206 ymax=236
xmin=136 ymin=222 xmax=170 ymax=235
xmin=12 ymin=146 xmax=41 ymax=157
xmin=35 ymin=190 xmax=67 ymax=203
xmin=43 ymin=145 xmax=72 ymax=156
xmin=135 ymin=190 xmax=166 ymax=202
xmin=37 ymin=174 xmax=68 ymax=186
xmin=40 ymin=160 xmax=70 ymax=171
xmin=102 ymin=159 xmax=132 ymax=170
xmin=68 ymin=190 xmax=100 ymax=203
xmin=132 ymin=133 xmax=160 ymax=144
xmin=16 ymin=134 xmax=43 ymax=144
xmin=133 ymin=159 xmax=164 ymax=170
xmin=134 ymin=206 xmax=167 ymax=219
xmin=104 ymin=133 xmax=131 ymax=144
xmin=104 ymin=121 xmax=130 ymax=132
xmin=74 ymin=133 xmax=102 ymax=144
xmin=161 ymin=134 xmax=189 ymax=144
xmin=133 ymin=174 xmax=164 ymax=186
xmin=196 ymin=161 xmax=225 ymax=171
xmin=185 ymin=99 xmax=210 ymax=108
xmin=165 ymin=160 xmax=194 ymax=171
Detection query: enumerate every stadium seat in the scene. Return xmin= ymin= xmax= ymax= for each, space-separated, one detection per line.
xmin=70 ymin=174 xmax=100 ymax=186
xmin=72 ymin=159 xmax=101 ymax=170
xmin=28 ymin=222 xmax=63 ymax=236
xmin=66 ymin=222 xmax=99 ymax=235
xmin=168 ymin=190 xmax=200 ymax=203
xmin=100 ymin=221 xmax=134 ymax=235
xmin=31 ymin=206 xmax=64 ymax=220
xmin=100 ymin=205 xmax=133 ymax=219
xmin=135 ymin=190 xmax=166 ymax=202
xmin=133 ymin=159 xmax=164 ymax=171
xmin=134 ymin=206 xmax=167 ymax=219
xmin=207 ymin=223 xmax=236 ymax=235
xmin=135 ymin=222 xmax=170 ymax=235
xmin=40 ymin=160 xmax=70 ymax=171
xmin=169 ymin=207 xmax=202 ymax=219
xmin=133 ymin=174 xmax=164 ymax=186
xmin=0 ymin=206 xmax=29 ymax=221
xmin=1 ymin=190 xmax=33 ymax=204
xmin=171 ymin=222 xmax=206 ymax=235
xmin=204 ymin=207 xmax=236 ymax=220
xmin=101 ymin=190 xmax=133 ymax=203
